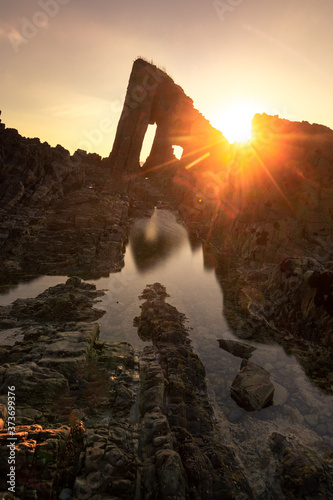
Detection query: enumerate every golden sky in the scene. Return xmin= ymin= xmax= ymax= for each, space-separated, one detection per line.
xmin=1 ymin=0 xmax=332 ymax=160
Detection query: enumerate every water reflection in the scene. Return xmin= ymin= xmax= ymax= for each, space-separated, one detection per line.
xmin=0 ymin=208 xmax=332 ymax=453
xmin=94 ymin=208 xmax=333 ymax=452
xmin=0 ymin=275 xmax=67 ymax=307
xmin=93 ymin=209 xmax=222 ymax=350
xmin=129 ymin=209 xmax=187 ymax=272
xmin=187 ymin=232 xmax=203 ymax=253
xmin=203 ymin=245 xmax=219 ymax=271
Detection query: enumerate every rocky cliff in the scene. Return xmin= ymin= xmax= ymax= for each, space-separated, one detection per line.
xmin=0 ymin=125 xmax=129 ymax=283
xmin=213 ymin=115 xmax=333 ymax=384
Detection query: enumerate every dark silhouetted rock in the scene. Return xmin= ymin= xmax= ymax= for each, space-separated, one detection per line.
xmin=0 ymin=125 xmax=129 ymax=282
xmin=110 ymin=58 xmax=229 ymax=177
xmin=1 ymin=59 xmax=333 ymax=499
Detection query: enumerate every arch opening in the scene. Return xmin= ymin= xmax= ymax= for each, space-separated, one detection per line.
xmin=140 ymin=123 xmax=157 ymax=165
xmin=173 ymin=145 xmax=183 ymax=160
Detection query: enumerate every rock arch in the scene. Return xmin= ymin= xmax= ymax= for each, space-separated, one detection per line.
xmin=109 ymin=59 xmax=229 ymax=175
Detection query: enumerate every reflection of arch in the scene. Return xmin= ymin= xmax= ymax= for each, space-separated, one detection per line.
xmin=128 ymin=210 xmax=187 ymax=272
xmin=130 ymin=229 xmax=172 ymax=272
xmin=109 ymin=59 xmax=229 ymax=175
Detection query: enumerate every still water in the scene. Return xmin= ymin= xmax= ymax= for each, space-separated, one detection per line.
xmin=93 ymin=208 xmax=230 ymax=350
xmin=1 ymin=209 xmax=332 ymax=478
xmin=93 ymin=210 xmax=333 ymax=449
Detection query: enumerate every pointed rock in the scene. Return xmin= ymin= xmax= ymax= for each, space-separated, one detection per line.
xmin=217 ymin=338 xmax=256 ymax=359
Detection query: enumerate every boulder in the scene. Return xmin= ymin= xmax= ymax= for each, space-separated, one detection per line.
xmin=230 ymin=361 xmax=274 ymax=411
xmin=217 ymin=338 xmax=256 ymax=359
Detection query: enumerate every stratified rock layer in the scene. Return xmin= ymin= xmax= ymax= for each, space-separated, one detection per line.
xmin=0 ymin=126 xmax=129 ymax=283
xmin=130 ymin=283 xmax=255 ymax=499
xmin=0 ymin=280 xmax=256 ymax=499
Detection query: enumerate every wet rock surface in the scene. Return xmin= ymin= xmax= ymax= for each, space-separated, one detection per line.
xmin=0 ymin=279 xmax=255 ymax=499
xmin=132 ymin=283 xmax=255 ymax=499
xmin=269 ymin=432 xmax=333 ymax=498
xmin=0 ymin=277 xmax=141 ymax=499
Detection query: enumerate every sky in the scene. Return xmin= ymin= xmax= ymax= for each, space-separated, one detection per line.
xmin=1 ymin=0 xmax=333 ymax=160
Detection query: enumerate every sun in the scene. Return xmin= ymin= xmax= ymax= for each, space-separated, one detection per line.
xmin=211 ymin=101 xmax=260 ymax=144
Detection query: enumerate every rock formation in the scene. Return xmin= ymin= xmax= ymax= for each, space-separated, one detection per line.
xmin=110 ymin=58 xmax=229 ymax=176
xmin=1 ymin=278 xmax=332 ymax=499
xmin=0 ymin=123 xmax=129 ymax=283
xmin=214 ymin=115 xmax=333 ymax=391
xmin=269 ymin=432 xmax=333 ymax=498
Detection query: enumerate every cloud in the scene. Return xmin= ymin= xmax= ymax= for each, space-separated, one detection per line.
xmin=44 ymin=104 xmax=92 ymax=119
xmin=0 ymin=21 xmax=27 ymax=54
xmin=44 ymin=103 xmax=105 ymax=119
